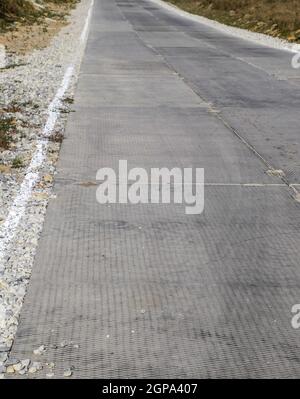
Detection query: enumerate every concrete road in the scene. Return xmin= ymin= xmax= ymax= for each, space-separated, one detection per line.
xmin=10 ymin=0 xmax=300 ymax=378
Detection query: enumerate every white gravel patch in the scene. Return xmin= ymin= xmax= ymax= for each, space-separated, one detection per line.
xmin=0 ymin=45 xmax=5 ymax=68
xmin=0 ymin=0 xmax=93 ymax=376
xmin=151 ymin=0 xmax=300 ymax=54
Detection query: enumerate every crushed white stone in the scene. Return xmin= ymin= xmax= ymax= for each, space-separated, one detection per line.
xmin=0 ymin=45 xmax=5 ymax=68
xmin=63 ymin=368 xmax=73 ymax=378
xmin=33 ymin=345 xmax=46 ymax=356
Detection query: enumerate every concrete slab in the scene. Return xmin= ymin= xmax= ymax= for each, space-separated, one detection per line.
xmin=8 ymin=0 xmax=300 ymax=379
xmin=75 ymin=75 xmax=207 ymax=107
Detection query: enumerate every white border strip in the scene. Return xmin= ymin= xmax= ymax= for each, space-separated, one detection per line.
xmin=80 ymin=0 xmax=94 ymax=44
xmin=0 ymin=66 xmax=74 ymax=271
xmin=150 ymin=0 xmax=300 ymax=54
xmin=0 ymin=0 xmax=95 ymax=271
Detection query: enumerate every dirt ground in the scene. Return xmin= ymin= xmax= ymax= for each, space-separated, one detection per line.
xmin=0 ymin=1 xmax=77 ymax=54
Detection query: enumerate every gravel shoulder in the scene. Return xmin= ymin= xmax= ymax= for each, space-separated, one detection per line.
xmin=0 ymin=0 xmax=92 ymax=376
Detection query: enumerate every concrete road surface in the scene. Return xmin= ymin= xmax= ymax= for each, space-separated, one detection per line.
xmin=9 ymin=0 xmax=300 ymax=378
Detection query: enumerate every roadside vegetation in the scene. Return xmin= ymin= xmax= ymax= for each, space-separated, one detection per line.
xmin=0 ymin=116 xmax=15 ymax=149
xmin=0 ymin=0 xmax=79 ymax=53
xmin=0 ymin=0 xmax=78 ymax=32
xmin=0 ymin=0 xmax=39 ymax=30
xmin=167 ymin=0 xmax=300 ymax=42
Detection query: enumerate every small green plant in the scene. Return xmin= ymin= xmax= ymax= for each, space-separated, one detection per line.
xmin=49 ymin=131 xmax=64 ymax=143
xmin=63 ymin=96 xmax=74 ymax=104
xmin=0 ymin=117 xmax=15 ymax=149
xmin=12 ymin=156 xmax=23 ymax=168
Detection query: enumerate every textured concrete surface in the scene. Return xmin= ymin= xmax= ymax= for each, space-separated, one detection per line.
xmin=9 ymin=0 xmax=300 ymax=378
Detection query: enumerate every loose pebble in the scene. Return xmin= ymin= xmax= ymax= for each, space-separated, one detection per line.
xmin=63 ymin=368 xmax=73 ymax=377
xmin=32 ymin=361 xmax=43 ymax=371
xmin=6 ymin=366 xmax=15 ymax=374
xmin=33 ymin=345 xmax=46 ymax=355
xmin=21 ymin=359 xmax=31 ymax=368
xmin=18 ymin=369 xmax=26 ymax=375
xmin=5 ymin=358 xmax=19 ymax=367
xmin=28 ymin=367 xmax=37 ymax=374
xmin=13 ymin=363 xmax=22 ymax=372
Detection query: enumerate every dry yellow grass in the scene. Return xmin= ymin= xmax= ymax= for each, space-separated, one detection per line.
xmin=167 ymin=0 xmax=300 ymax=41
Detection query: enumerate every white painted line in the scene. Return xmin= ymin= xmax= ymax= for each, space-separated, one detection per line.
xmin=80 ymin=0 xmax=94 ymax=44
xmin=43 ymin=66 xmax=74 ymax=138
xmin=0 ymin=65 xmax=74 ymax=271
xmin=0 ymin=0 xmax=95 ymax=271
